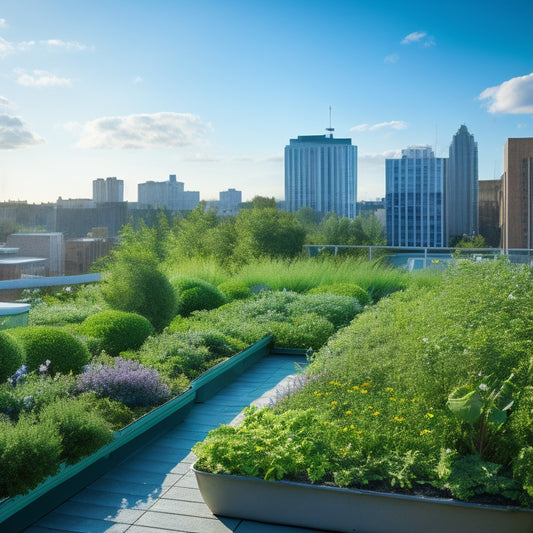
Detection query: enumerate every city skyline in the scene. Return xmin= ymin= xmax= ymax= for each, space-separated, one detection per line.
xmin=1 ymin=1 xmax=533 ymax=204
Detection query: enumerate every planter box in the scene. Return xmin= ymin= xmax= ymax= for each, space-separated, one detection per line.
xmin=0 ymin=336 xmax=275 ymax=530
xmin=193 ymin=467 xmax=533 ymax=533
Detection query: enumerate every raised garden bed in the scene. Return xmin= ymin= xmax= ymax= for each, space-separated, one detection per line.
xmin=0 ymin=336 xmax=277 ymax=531
xmin=193 ymin=467 xmax=533 ymax=533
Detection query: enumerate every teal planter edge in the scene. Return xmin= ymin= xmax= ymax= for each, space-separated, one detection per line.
xmin=0 ymin=336 xmax=276 ymax=530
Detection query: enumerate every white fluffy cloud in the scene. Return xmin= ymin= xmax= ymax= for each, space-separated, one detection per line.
xmin=478 ymin=73 xmax=533 ymax=114
xmin=43 ymin=39 xmax=89 ymax=51
xmin=15 ymin=69 xmax=73 ymax=87
xmin=77 ymin=112 xmax=209 ymax=149
xmin=350 ymin=121 xmax=408 ymax=132
xmin=401 ymin=31 xmax=435 ymax=47
xmin=0 ymin=18 xmax=7 ymax=28
xmin=0 ymin=114 xmax=44 ymax=149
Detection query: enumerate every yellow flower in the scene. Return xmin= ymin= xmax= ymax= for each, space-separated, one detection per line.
xmin=389 ymin=397 xmax=397 ymax=402
xmin=420 ymin=429 xmax=432 ymax=436
xmin=324 ymin=421 xmax=329 ymax=426
xmin=356 ymin=430 xmax=363 ymax=434
xmin=345 ymin=410 xmax=352 ymax=415
xmin=343 ymin=427 xmax=348 ymax=432
xmin=360 ymin=389 xmax=368 ymax=394
xmin=368 ymin=405 xmax=373 ymax=410
xmin=362 ymin=382 xmax=371 ymax=388
xmin=372 ymin=411 xmax=380 ymax=416
xmin=386 ymin=387 xmax=394 ymax=393
xmin=352 ymin=385 xmax=360 ymax=391
xmin=330 ymin=401 xmax=338 ymax=407
xmin=350 ymin=424 xmax=355 ymax=429
xmin=426 ymin=412 xmax=434 ymax=419
xmin=394 ymin=416 xmax=405 ymax=422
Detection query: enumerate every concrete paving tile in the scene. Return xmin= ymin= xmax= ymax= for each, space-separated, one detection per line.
xmin=89 ymin=478 xmax=165 ymax=499
xmin=134 ymin=510 xmax=239 ymax=532
xmin=70 ymin=487 xmax=157 ymax=510
xmin=149 ymin=497 xmax=214 ymax=519
xmin=31 ymin=512 xmax=130 ymax=533
xmin=102 ymin=466 xmax=182 ymax=488
xmin=235 ymin=521 xmax=319 ymax=532
xmin=51 ymin=500 xmax=144 ymax=524
xmin=161 ymin=486 xmax=205 ymax=503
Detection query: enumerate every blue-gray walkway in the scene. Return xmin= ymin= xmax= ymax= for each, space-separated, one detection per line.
xmin=24 ymin=355 xmax=321 ymax=533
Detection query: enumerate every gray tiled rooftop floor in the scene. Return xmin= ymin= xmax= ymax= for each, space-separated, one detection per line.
xmin=25 ymin=355 xmax=321 ymax=533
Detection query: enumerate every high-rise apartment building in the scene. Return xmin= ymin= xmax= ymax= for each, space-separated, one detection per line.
xmin=500 ymin=138 xmax=533 ymax=249
xmin=284 ymin=134 xmax=357 ymax=218
xmin=219 ymin=188 xmax=242 ymax=215
xmin=447 ymin=125 xmax=478 ymax=242
xmin=93 ymin=177 xmax=124 ymax=203
xmin=386 ymin=146 xmax=447 ymax=247
xmin=137 ymin=175 xmax=200 ymax=211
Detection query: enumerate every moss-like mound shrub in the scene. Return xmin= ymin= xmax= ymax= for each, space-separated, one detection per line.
xmin=79 ymin=310 xmax=154 ymax=357
xmin=287 ymin=293 xmax=363 ymax=329
xmin=8 ymin=326 xmax=90 ymax=375
xmin=172 ymin=277 xmax=227 ymax=316
xmin=0 ymin=331 xmax=24 ymax=382
xmin=271 ymin=313 xmax=335 ymax=350
xmin=0 ymin=416 xmax=61 ymax=497
xmin=101 ymin=257 xmax=178 ymax=332
xmin=308 ymin=282 xmax=370 ymax=306
xmin=39 ymin=397 xmax=114 ymax=464
xmin=217 ymin=280 xmax=253 ymax=301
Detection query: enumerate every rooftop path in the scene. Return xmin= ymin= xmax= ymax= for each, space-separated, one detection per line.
xmin=24 ymin=354 xmax=322 ymax=533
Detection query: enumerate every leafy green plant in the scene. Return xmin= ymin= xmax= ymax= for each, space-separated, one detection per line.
xmin=79 ymin=310 xmax=154 ymax=357
xmin=8 ymin=326 xmax=90 ymax=375
xmin=0 ymin=331 xmax=24 ymax=382
xmin=217 ymin=280 xmax=253 ymax=301
xmin=0 ymin=416 xmax=62 ymax=497
xmin=171 ymin=277 xmax=227 ymax=316
xmin=39 ymin=397 xmax=114 ymax=464
xmin=308 ymin=282 xmax=370 ymax=306
xmin=101 ymin=255 xmax=177 ymax=332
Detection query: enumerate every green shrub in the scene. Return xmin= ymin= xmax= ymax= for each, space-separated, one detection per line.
xmin=29 ymin=301 xmax=106 ymax=326
xmin=0 ymin=331 xmax=24 ymax=382
xmin=8 ymin=326 xmax=90 ymax=375
xmin=172 ymin=277 xmax=227 ymax=316
xmin=39 ymin=397 xmax=114 ymax=464
xmin=217 ymin=280 xmax=253 ymax=301
xmin=271 ymin=314 xmax=335 ymax=350
xmin=0 ymin=416 xmax=61 ymax=497
xmin=308 ymin=282 xmax=370 ymax=306
xmin=79 ymin=310 xmax=154 ymax=357
xmin=76 ymin=393 xmax=136 ymax=431
xmin=287 ymin=293 xmax=363 ymax=329
xmin=101 ymin=256 xmax=178 ymax=332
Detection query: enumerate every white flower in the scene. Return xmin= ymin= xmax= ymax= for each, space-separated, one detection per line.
xmin=422 ymin=338 xmax=428 ymax=343
xmin=508 ymin=293 xmax=517 ymax=300
xmin=479 ymin=383 xmax=489 ymax=391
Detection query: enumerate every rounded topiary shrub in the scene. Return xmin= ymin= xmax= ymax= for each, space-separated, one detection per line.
xmin=8 ymin=326 xmax=90 ymax=375
xmin=39 ymin=397 xmax=114 ymax=465
xmin=217 ymin=280 xmax=253 ymax=301
xmin=172 ymin=278 xmax=227 ymax=316
xmin=79 ymin=310 xmax=154 ymax=357
xmin=0 ymin=416 xmax=62 ymax=497
xmin=308 ymin=283 xmax=370 ymax=306
xmin=101 ymin=257 xmax=178 ymax=332
xmin=0 ymin=331 xmax=25 ymax=382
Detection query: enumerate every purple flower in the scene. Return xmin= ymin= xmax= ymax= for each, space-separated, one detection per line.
xmin=77 ymin=357 xmax=171 ymax=408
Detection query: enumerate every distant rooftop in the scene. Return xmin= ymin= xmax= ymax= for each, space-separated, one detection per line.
xmin=289 ymin=135 xmax=353 ymax=145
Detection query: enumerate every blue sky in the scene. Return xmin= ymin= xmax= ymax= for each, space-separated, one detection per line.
xmin=1 ymin=0 xmax=533 ymax=204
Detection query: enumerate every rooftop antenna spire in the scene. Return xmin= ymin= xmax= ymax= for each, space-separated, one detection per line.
xmin=326 ymin=105 xmax=334 ymax=138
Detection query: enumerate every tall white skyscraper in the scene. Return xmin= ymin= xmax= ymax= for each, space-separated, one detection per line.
xmin=447 ymin=125 xmax=478 ymax=242
xmin=137 ymin=175 xmax=199 ymax=211
xmin=284 ymin=134 xmax=357 ymax=218
xmin=386 ymin=146 xmax=447 ymax=247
